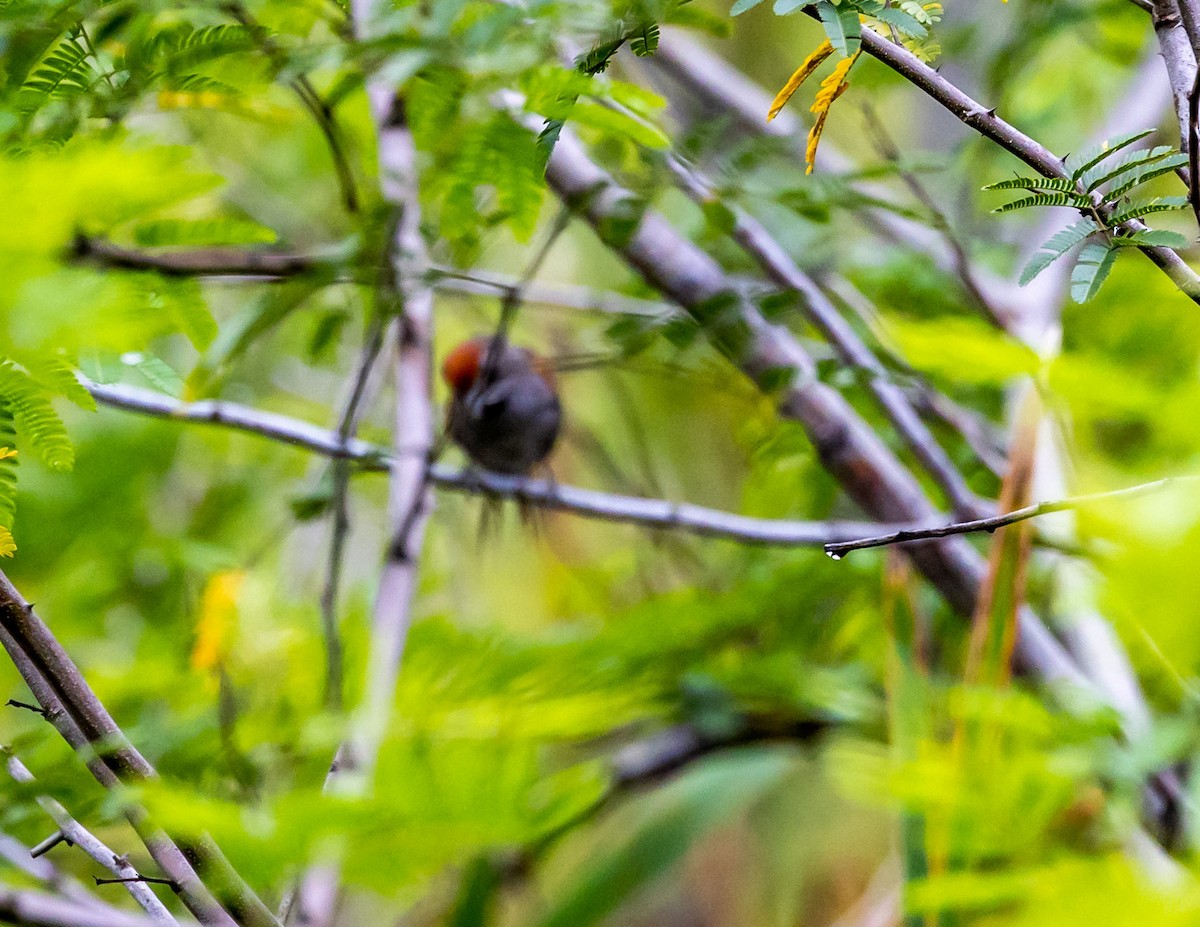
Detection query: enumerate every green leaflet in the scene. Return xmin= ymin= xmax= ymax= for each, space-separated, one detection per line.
xmin=21 ymin=354 xmax=96 ymax=412
xmin=1064 ymin=128 xmax=1154 ymax=179
xmin=1019 ymin=218 xmax=1098 ymax=287
xmin=982 ymin=176 xmax=1078 ymax=193
xmin=1105 ymin=155 xmax=1190 ymax=200
xmin=132 ymin=218 xmax=278 ymax=248
xmin=1070 ymin=242 xmax=1117 ymax=303
xmin=1113 ymin=229 xmax=1191 ymax=249
xmin=0 ymin=405 xmax=17 ymax=531
xmin=0 ymin=360 xmax=73 ymax=472
xmin=1081 ymin=145 xmax=1177 ymax=192
xmin=1107 ymin=195 xmax=1189 ymax=224
xmin=730 ymin=0 xmax=767 ymax=16
xmin=816 ymin=0 xmax=861 ymax=56
xmin=992 ymin=192 xmax=1092 ymax=213
xmin=871 ymin=5 xmax=928 ymax=36
xmin=122 ymin=351 xmax=184 ymax=397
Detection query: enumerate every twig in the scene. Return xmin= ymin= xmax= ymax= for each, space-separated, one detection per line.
xmin=319 ymin=312 xmax=390 ymax=711
xmin=0 ymin=832 xmax=105 ymax=912
xmin=80 ymin=377 xmax=905 ymax=547
xmin=4 ymin=758 xmax=177 ymax=922
xmin=224 ymin=3 xmax=360 ymax=215
xmin=94 ymin=878 xmax=177 ymax=889
xmin=6 ymin=698 xmax=47 ymax=716
xmin=1189 ymin=71 xmax=1200 ymax=232
xmin=28 ymin=832 xmax=71 ymax=859
xmin=859 ymin=102 xmax=999 ymax=325
xmin=72 ymin=237 xmax=680 ymax=319
xmin=824 ymin=475 xmax=1199 ymax=557
xmin=72 ymin=237 xmax=323 ymax=278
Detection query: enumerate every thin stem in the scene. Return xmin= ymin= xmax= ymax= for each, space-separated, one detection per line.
xmin=224 ymin=3 xmax=360 ymax=215
xmin=824 ymin=476 xmax=1200 ymax=557
xmin=319 ymin=313 xmax=390 ymax=711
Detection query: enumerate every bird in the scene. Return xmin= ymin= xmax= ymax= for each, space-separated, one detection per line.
xmin=440 ymin=335 xmax=562 ymax=476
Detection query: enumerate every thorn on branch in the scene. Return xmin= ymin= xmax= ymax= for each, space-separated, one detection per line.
xmin=95 ymin=875 xmax=179 ymax=891
xmin=29 ymin=830 xmax=72 ymax=858
xmin=5 ymin=698 xmax=47 ymax=717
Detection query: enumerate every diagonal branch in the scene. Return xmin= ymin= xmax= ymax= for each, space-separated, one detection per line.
xmin=849 ymin=23 xmax=1200 ymax=303
xmin=5 ymin=754 xmax=177 ymax=924
xmin=0 ymin=575 xmax=279 ymax=927
xmin=0 ymin=885 xmax=161 ymax=927
xmin=0 ymin=584 xmax=239 ymax=927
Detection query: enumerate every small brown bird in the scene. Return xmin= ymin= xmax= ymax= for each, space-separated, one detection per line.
xmin=441 ymin=335 xmax=562 ymax=475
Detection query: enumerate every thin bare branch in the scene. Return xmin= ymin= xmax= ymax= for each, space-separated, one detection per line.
xmin=6 ymin=754 xmax=177 ymax=924
xmin=224 ymin=2 xmax=361 ymax=215
xmin=72 ymin=237 xmax=322 ymax=278
xmin=81 ymin=378 xmax=896 ymax=546
xmin=285 ymin=3 xmax=439 ymax=924
xmin=0 ymin=832 xmax=112 ymax=912
xmin=824 ymin=475 xmax=1199 ymax=557
xmin=72 ymin=237 xmax=679 ymax=320
xmin=0 ymin=885 xmax=160 ymax=927
xmin=0 ymin=575 xmax=277 ymax=927
xmin=319 ymin=312 xmax=391 ymax=711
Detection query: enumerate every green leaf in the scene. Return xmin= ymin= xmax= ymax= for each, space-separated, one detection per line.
xmin=629 ymin=22 xmax=660 ymax=57
xmin=122 ymin=351 xmax=184 ymax=397
xmin=576 ymin=36 xmax=625 ymax=74
xmin=1065 ymin=129 xmax=1155 ymax=179
xmin=816 ymin=0 xmax=861 ymax=56
xmin=993 ymin=192 xmax=1093 ymax=213
xmin=570 ymin=101 xmax=670 ymax=149
xmin=774 ymin=0 xmax=809 ymax=13
xmin=1104 ymin=155 xmax=1189 ymax=200
xmin=1018 ymin=218 xmax=1098 ymax=286
xmin=871 ymin=6 xmax=927 ymax=36
xmin=1113 ymin=229 xmax=1190 ymax=249
xmin=982 ymin=176 xmax=1078 ymax=193
xmin=534 ymin=749 xmax=793 ymax=927
xmin=0 ymin=405 xmax=16 ymax=531
xmin=164 ymin=278 xmax=219 ymax=352
xmin=730 ymin=0 xmax=768 ymax=15
xmin=1082 ymin=146 xmax=1180 ymax=192
xmin=0 ymin=360 xmax=73 ymax=472
xmin=1070 ymin=242 xmax=1117 ymax=303
xmin=22 ymin=354 xmax=95 ymax=412
xmin=1107 ymin=195 xmax=1189 ymax=224
xmin=131 ymin=218 xmax=278 ymax=247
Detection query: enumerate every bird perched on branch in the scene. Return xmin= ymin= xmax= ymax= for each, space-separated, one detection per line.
xmin=441 ymin=335 xmax=562 ymax=475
